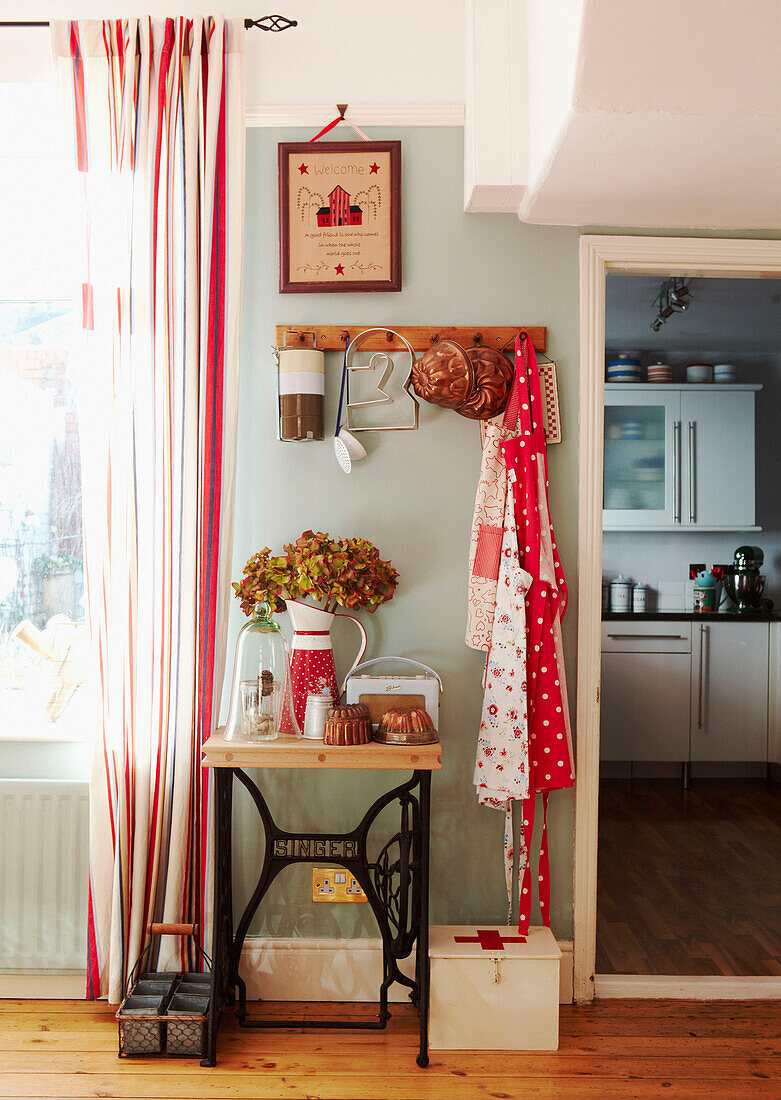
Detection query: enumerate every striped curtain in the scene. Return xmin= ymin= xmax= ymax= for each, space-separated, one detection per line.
xmin=50 ymin=18 xmax=244 ymax=1002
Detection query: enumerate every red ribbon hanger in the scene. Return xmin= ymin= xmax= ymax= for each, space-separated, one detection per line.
xmin=310 ymin=104 xmax=371 ymax=143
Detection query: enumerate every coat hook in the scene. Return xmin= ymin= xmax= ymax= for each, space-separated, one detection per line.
xmin=473 ymin=332 xmax=483 ymax=345
xmin=340 ymin=330 xmax=350 ymax=343
xmin=336 ymin=103 xmax=348 ymax=119
xmin=431 ymin=333 xmax=440 ymax=344
xmin=385 ymin=331 xmax=394 ymax=342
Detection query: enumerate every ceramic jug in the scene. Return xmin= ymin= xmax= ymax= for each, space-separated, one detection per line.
xmin=285 ymin=600 xmax=367 ymax=730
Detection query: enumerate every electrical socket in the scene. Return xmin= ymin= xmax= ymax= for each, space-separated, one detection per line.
xmin=312 ymin=867 xmax=367 ymax=903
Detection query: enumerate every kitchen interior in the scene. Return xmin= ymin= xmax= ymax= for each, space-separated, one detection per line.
xmin=597 ymin=274 xmax=781 ymax=977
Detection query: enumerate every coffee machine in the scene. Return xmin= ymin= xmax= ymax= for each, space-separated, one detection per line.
xmin=723 ymin=545 xmax=766 ymax=612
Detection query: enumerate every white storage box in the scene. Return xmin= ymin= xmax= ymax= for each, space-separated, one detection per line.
xmin=429 ymin=925 xmax=561 ymax=1051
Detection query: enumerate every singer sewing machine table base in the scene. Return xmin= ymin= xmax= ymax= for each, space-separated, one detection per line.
xmin=200 ymin=732 xmax=442 ymax=1068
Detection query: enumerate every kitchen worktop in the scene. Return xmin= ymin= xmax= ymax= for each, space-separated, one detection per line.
xmin=603 ymin=610 xmax=781 ymax=622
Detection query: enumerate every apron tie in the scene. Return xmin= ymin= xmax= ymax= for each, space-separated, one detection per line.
xmin=517 ymin=793 xmax=535 ymax=938
xmin=504 ymin=804 xmax=514 ymax=925
xmin=539 ymin=791 xmax=550 ymax=926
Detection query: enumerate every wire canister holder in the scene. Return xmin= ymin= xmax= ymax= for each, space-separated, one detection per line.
xmin=116 ymin=922 xmax=212 ymax=1059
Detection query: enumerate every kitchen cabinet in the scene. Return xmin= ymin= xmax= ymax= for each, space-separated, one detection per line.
xmin=601 ymin=619 xmax=770 ymax=763
xmin=600 ymin=622 xmax=692 ymax=762
xmin=680 ymin=390 xmax=756 ymax=528
xmin=603 ymin=385 xmax=760 ymax=531
xmin=603 ymin=390 xmax=680 ymax=528
xmin=690 ymin=621 xmax=769 ymax=761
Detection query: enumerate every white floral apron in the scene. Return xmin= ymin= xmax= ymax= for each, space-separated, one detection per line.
xmin=473 ymin=488 xmax=532 ymax=909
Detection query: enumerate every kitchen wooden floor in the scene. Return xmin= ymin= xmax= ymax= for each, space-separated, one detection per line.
xmin=597 ymin=778 xmax=781 ymax=975
xmin=1 ymin=997 xmax=780 ymax=1099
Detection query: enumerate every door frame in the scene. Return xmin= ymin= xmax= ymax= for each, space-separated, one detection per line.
xmin=574 ymin=234 xmax=781 ymax=1002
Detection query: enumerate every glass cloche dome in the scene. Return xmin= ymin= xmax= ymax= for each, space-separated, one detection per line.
xmin=223 ymin=603 xmax=299 ymax=742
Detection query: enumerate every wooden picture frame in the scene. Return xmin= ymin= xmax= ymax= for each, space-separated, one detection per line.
xmin=278 ymin=141 xmax=401 ymax=294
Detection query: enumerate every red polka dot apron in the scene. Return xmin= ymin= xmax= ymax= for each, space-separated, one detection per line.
xmin=503 ymin=333 xmax=575 ymax=936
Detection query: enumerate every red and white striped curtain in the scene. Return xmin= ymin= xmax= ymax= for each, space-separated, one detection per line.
xmin=51 ymin=17 xmax=245 ymax=1002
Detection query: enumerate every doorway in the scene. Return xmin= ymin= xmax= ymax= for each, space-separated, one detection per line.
xmin=574 ymin=236 xmax=781 ymax=1002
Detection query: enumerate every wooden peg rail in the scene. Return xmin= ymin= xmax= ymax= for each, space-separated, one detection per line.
xmin=275 ymin=325 xmax=546 ymax=353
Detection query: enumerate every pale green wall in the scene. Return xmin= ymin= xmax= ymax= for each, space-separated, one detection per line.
xmin=229 ymin=127 xmax=580 ymax=939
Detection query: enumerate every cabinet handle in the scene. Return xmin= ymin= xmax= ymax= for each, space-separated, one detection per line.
xmin=704 ymin=624 xmax=708 ymax=726
xmin=673 ymin=420 xmax=681 ymax=523
xmin=688 ymin=421 xmax=696 ymax=524
xmin=606 ymin=633 xmax=688 ymax=640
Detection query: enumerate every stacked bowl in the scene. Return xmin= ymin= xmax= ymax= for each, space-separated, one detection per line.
xmin=686 ymin=362 xmax=713 ymax=383
xmin=606 ymin=355 xmax=641 ymax=382
xmin=713 ymin=363 xmax=736 ymax=383
xmin=646 ymin=361 xmax=674 ymax=383
xmin=621 ymin=419 xmax=643 ymax=439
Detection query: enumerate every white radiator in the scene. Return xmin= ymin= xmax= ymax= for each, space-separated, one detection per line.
xmin=0 ymin=780 xmax=89 ymax=971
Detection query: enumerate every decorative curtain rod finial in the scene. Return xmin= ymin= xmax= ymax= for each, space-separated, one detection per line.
xmin=244 ymin=15 xmax=298 ymax=31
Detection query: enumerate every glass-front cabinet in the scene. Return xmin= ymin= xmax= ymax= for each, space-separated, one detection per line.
xmin=603 ymin=390 xmax=680 ymax=528
xmin=603 ymin=384 xmax=760 ymax=531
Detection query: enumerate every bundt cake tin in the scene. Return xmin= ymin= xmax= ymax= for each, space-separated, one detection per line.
xmin=373 ymin=706 xmax=439 ymax=746
xmin=323 ymin=703 xmax=373 ymax=746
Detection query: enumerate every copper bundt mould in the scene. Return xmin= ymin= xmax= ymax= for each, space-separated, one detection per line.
xmin=323 ymin=703 xmax=373 ymax=746
xmin=411 ymin=341 xmax=512 ymax=421
xmin=374 ymin=706 xmax=439 ymax=746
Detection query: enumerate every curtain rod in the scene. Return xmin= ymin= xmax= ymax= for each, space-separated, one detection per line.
xmin=0 ymin=16 xmax=297 ymax=31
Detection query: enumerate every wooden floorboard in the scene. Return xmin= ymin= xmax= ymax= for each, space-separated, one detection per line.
xmin=0 ymin=999 xmax=779 ymax=1099
xmin=597 ymin=778 xmax=781 ymax=976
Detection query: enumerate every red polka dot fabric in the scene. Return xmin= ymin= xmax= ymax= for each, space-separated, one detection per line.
xmin=502 ymin=333 xmax=575 ymax=936
xmin=290 ymin=646 xmax=339 ymax=730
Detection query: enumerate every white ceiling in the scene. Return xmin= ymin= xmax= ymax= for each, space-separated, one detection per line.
xmin=606 ymin=276 xmax=781 ymax=358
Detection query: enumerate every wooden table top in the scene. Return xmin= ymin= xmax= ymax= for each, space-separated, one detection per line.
xmin=202 ymin=730 xmax=443 ymax=771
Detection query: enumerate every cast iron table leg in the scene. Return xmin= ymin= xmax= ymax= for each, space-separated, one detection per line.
xmin=202 ymin=766 xmax=233 ymax=1067
xmin=416 ymin=769 xmax=431 ymax=1069
xmin=202 ymin=764 xmax=433 ymax=1067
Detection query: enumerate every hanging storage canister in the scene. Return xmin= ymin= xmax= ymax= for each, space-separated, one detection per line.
xmin=276 ymin=332 xmax=324 ymax=441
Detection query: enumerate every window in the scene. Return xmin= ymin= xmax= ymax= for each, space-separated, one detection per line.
xmin=0 ymin=84 xmax=87 ymax=741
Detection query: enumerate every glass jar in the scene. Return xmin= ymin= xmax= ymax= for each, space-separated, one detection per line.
xmin=223 ymin=604 xmax=299 ymax=742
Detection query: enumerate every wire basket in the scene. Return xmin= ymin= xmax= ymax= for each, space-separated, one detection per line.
xmin=117 ymin=1013 xmax=166 ymax=1056
xmin=165 ymin=1012 xmax=207 ymax=1057
xmin=116 ymin=922 xmax=211 ymax=1058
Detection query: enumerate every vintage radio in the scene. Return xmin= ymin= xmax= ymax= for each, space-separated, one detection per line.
xmin=343 ymin=658 xmax=442 ymax=731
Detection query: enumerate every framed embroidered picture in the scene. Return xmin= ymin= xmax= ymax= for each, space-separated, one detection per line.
xmin=278 ymin=140 xmax=401 ymax=293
